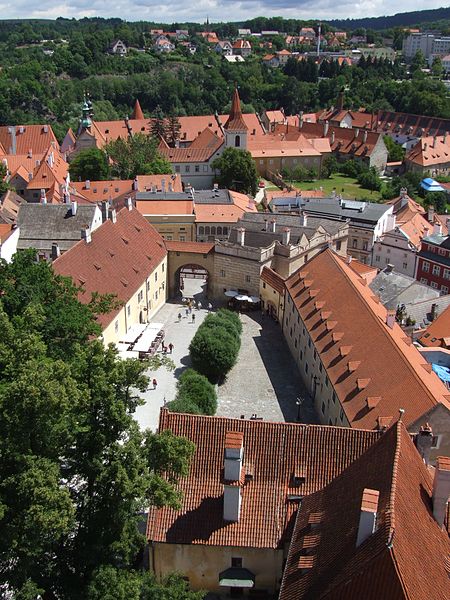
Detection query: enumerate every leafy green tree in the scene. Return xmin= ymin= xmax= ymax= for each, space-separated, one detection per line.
xmin=432 ymin=56 xmax=444 ymax=78
xmin=357 ymin=167 xmax=382 ymax=192
xmin=69 ymin=147 xmax=110 ymax=181
xmin=106 ymin=133 xmax=172 ymax=179
xmin=383 ymin=135 xmax=405 ymax=162
xmin=424 ymin=191 xmax=447 ymax=213
xmin=0 ymin=257 xmax=195 ymax=599
xmin=166 ymin=113 xmax=182 ymax=147
xmin=211 ymin=147 xmax=258 ymax=196
xmin=170 ymin=368 xmax=217 ymax=415
xmin=0 ymin=162 xmax=9 ymax=194
xmin=321 ymin=155 xmax=338 ymax=179
xmin=411 ymin=50 xmax=426 ymax=72
xmin=151 ymin=105 xmax=168 ymax=140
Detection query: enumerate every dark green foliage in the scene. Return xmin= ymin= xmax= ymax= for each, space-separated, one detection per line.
xmin=0 ymin=163 xmax=10 ymax=194
xmin=357 ymin=167 xmax=382 ymax=192
xmin=424 ymin=191 xmax=447 ymax=212
xmin=321 ymin=155 xmax=339 ymax=179
xmin=212 ymin=147 xmax=259 ymax=196
xmin=189 ymin=312 xmax=242 ymax=383
xmin=169 ymin=368 xmax=217 ymax=415
xmin=0 ymin=254 xmax=196 ymax=598
xmin=384 ymin=136 xmax=405 ymax=162
xmin=339 ymin=159 xmax=363 ymax=178
xmin=69 ymin=147 xmax=110 ymax=181
xmin=105 ymin=133 xmax=172 ymax=179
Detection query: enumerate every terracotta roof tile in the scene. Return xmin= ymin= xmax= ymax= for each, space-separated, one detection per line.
xmin=261 ymin=266 xmax=285 ymax=295
xmin=0 ymin=124 xmax=59 ymax=155
xmin=165 ymin=240 xmax=214 ymax=254
xmin=285 ymin=249 xmax=450 ymax=429
xmin=135 ymin=199 xmax=194 ymax=215
xmin=53 ymin=207 xmax=166 ymax=329
xmin=148 ymin=411 xmax=381 ymax=549
xmin=419 ymin=304 xmax=450 ymax=348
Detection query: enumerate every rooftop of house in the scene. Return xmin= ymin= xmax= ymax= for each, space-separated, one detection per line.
xmin=53 ymin=206 xmax=167 ymax=329
xmin=419 ymin=304 xmax=450 ymax=348
xmin=375 ymin=109 xmax=450 ymax=138
xmin=407 ymin=134 xmax=450 ymax=167
xmin=147 ymin=409 xmax=382 ymax=549
xmin=280 ymin=420 xmax=450 ymax=600
xmin=297 ymin=196 xmax=392 ymax=227
xmin=0 ymin=190 xmax=26 ymax=224
xmin=135 ymin=198 xmax=194 ymax=216
xmin=261 ymin=265 xmax=285 ymax=294
xmin=0 ymin=124 xmax=59 ymax=156
xmin=285 ymin=248 xmax=450 ymax=430
xmin=369 ymin=265 xmax=441 ymax=310
xmin=164 ymin=240 xmax=215 ymax=254
xmin=0 ymin=223 xmax=15 ymax=244
xmin=17 ymin=202 xmax=100 ymax=252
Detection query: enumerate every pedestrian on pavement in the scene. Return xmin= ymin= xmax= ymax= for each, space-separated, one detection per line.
xmin=188 ymin=305 xmax=192 ymax=314
xmin=162 ymin=344 xmax=167 ymax=354
xmin=168 ymin=342 xmax=174 ymax=353
xmin=192 ymin=313 xmax=196 ymax=323
xmin=152 ymin=378 xmax=157 ymax=390
xmin=208 ymin=302 xmax=212 ymax=312
xmin=185 ymin=308 xmax=189 ymax=317
xmin=178 ymin=312 xmax=182 ymax=321
xmin=197 ymin=301 xmax=202 ymax=310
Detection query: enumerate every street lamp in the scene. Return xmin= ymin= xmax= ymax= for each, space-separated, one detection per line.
xmin=296 ymin=397 xmax=303 ymax=422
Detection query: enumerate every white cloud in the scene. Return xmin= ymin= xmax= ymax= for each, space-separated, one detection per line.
xmin=0 ymin=0 xmax=446 ymax=23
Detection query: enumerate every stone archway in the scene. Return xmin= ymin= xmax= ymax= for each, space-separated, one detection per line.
xmin=176 ymin=264 xmax=209 ymax=299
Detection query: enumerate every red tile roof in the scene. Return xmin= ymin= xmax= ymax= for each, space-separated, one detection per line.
xmin=285 ymin=249 xmax=450 ymax=429
xmin=406 ymin=134 xmax=450 ymax=167
xmin=165 ymin=240 xmax=215 ymax=254
xmin=53 ymin=207 xmax=166 ymax=329
xmin=147 ymin=410 xmax=381 ymax=549
xmin=261 ymin=266 xmax=285 ymax=295
xmin=136 ymin=199 xmax=194 ymax=215
xmin=419 ymin=305 xmax=450 ymax=348
xmin=224 ymin=89 xmax=248 ymax=132
xmin=280 ymin=420 xmax=450 ymax=600
xmin=0 ymin=124 xmax=59 ymax=155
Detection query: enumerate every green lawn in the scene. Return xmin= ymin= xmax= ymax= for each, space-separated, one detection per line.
xmin=288 ymin=174 xmax=384 ymax=202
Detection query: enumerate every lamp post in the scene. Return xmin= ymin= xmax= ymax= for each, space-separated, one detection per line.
xmin=296 ymin=397 xmax=303 ymax=422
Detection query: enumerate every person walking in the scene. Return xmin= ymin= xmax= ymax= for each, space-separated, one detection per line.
xmin=192 ymin=313 xmax=196 ymax=323
xmin=208 ymin=302 xmax=212 ymax=312
xmin=185 ymin=307 xmax=189 ymax=318
xmin=152 ymin=378 xmax=157 ymax=390
xmin=188 ymin=304 xmax=192 ymax=314
xmin=197 ymin=301 xmax=202 ymax=310
xmin=168 ymin=342 xmax=174 ymax=354
xmin=178 ymin=312 xmax=182 ymax=321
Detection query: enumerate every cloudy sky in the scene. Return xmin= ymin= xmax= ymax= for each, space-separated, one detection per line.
xmin=0 ymin=0 xmax=445 ymax=23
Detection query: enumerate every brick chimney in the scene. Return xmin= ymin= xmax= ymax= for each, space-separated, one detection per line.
xmin=282 ymin=227 xmax=291 ymax=245
xmin=125 ymin=196 xmax=133 ymax=211
xmin=71 ymin=200 xmax=78 ymax=216
xmin=270 ymin=219 xmax=276 ymax=233
xmin=432 ymin=456 xmax=450 ymax=528
xmin=223 ymin=431 xmax=244 ymax=522
xmin=236 ymin=227 xmax=246 ymax=246
xmin=356 ymin=488 xmax=379 ymax=547
xmin=386 ymin=309 xmax=396 ymax=329
xmin=428 ymin=205 xmax=435 ymax=223
xmin=51 ymin=242 xmax=60 ymax=260
xmin=81 ymin=226 xmax=91 ymax=244
xmin=415 ymin=423 xmax=433 ymax=465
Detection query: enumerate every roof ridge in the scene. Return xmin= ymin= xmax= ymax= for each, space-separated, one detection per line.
xmin=326 ymin=249 xmax=444 ymax=410
xmin=385 ymin=419 xmax=402 ymax=548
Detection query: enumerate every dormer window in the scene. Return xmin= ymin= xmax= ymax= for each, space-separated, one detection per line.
xmin=235 ymin=135 xmax=241 ymax=147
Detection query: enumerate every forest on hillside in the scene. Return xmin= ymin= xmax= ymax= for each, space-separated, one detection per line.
xmin=0 ymin=16 xmax=450 ymax=140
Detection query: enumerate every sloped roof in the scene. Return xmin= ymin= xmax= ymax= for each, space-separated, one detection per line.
xmin=224 ymin=89 xmax=248 ymax=132
xmin=291 ymin=122 xmax=383 ymax=158
xmin=0 ymin=124 xmax=59 ymax=155
xmin=261 ymin=266 xmax=285 ymax=294
xmin=148 ymin=410 xmax=381 ymax=549
xmin=285 ymin=249 xmax=450 ymax=429
xmin=369 ymin=268 xmax=440 ymax=309
xmin=136 ymin=199 xmax=194 ymax=216
xmin=53 ymin=207 xmax=167 ymax=328
xmin=406 ymin=135 xmax=450 ymax=167
xmin=280 ymin=420 xmax=450 ymax=600
xmin=419 ymin=304 xmax=450 ymax=348
xmin=26 ymin=147 xmax=68 ymax=190
xmin=375 ymin=109 xmax=450 ymax=139
xmin=0 ymin=190 xmax=26 ymax=224
xmin=130 ymin=99 xmax=144 ymax=120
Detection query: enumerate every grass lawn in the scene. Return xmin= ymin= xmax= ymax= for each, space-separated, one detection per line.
xmin=289 ymin=174 xmax=384 ymax=202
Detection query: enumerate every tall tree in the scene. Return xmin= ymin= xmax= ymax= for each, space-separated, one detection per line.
xmin=211 ymin=147 xmax=259 ymax=196
xmin=166 ymin=113 xmax=182 ymax=147
xmin=69 ymin=148 xmax=110 ymax=181
xmin=105 ymin=134 xmax=172 ymax=179
xmin=150 ymin=105 xmax=168 ymax=140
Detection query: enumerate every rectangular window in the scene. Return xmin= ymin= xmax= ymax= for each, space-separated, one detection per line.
xmin=162 ymin=263 xmax=165 ymax=272
xmin=203 ymin=165 xmax=208 ymax=172
xmin=195 ymin=165 xmax=200 ymax=172
xmin=375 ymin=255 xmax=380 ymax=262
xmin=439 ymin=248 xmax=446 ymax=256
xmin=179 ymin=235 xmax=186 ymax=242
xmin=443 ymin=268 xmax=450 ymax=280
xmin=352 ymin=239 xmax=357 ymax=248
xmin=127 ymin=305 xmax=131 ymax=317
xmin=262 ymin=282 xmax=266 ymax=288
xmin=321 ymin=402 xmax=325 ymax=414
xmin=245 ymin=275 xmax=251 ymax=283
xmin=420 ymin=277 xmax=428 ymax=284
xmin=336 ymin=241 xmax=341 ymax=251
xmin=138 ymin=290 xmax=143 ymax=303
xmin=422 ymin=261 xmax=430 ymax=272
xmin=305 ymin=362 xmax=308 ymax=373
xmin=363 ymin=241 xmax=368 ymax=251
xmin=175 ymin=165 xmax=180 ymax=173
xmin=185 ymin=165 xmax=190 ymax=173
xmin=155 ymin=272 xmax=158 ymax=282
xmin=332 ymin=391 xmax=337 ymax=404
xmin=441 ymin=285 xmax=448 ymax=294
xmin=403 ymin=262 xmax=407 ymax=270
xmin=340 ymin=409 xmax=344 ymax=421
xmin=115 ymin=320 xmax=119 ymax=333
xmin=431 ymin=281 xmax=439 ymax=289
xmin=220 ymin=269 xmax=225 ymax=277
xmin=432 ymin=265 xmax=441 ymax=276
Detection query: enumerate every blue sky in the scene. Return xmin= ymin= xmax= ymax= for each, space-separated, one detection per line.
xmin=0 ymin=0 xmax=445 ymax=23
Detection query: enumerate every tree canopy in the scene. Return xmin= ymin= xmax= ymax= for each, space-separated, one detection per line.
xmin=212 ymin=147 xmax=259 ymax=196
xmin=105 ymin=133 xmax=172 ymax=179
xmin=0 ymin=252 xmax=196 ymax=599
xmin=69 ymin=147 xmax=110 ymax=181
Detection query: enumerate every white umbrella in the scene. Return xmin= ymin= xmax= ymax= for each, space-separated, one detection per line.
xmin=224 ymin=290 xmax=239 ymax=297
xmin=235 ymin=294 xmax=250 ymax=301
xmin=248 ymin=296 xmax=260 ymax=303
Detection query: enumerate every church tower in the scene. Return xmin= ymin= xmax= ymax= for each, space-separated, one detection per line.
xmin=224 ymin=88 xmax=248 ymax=150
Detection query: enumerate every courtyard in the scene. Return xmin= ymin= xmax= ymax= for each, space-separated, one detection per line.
xmin=133 ymin=296 xmax=318 ymax=431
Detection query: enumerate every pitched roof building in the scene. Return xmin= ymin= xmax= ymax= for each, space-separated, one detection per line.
xmin=283 ymin=248 xmax=450 ymax=459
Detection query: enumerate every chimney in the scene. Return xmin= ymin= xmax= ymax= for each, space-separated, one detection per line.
xmin=434 ymin=222 xmax=442 ymax=235
xmin=428 ymin=205 xmax=435 ymax=223
xmin=363 ymin=130 xmax=368 ymax=143
xmin=47 ymin=151 xmax=54 ymax=168
xmin=223 ymin=431 xmax=244 ymax=522
xmin=125 ymin=196 xmax=133 ymax=211
xmin=40 ymin=189 xmax=47 ymax=204
xmin=346 ymin=255 xmax=352 ymax=264
xmin=323 ymin=121 xmax=329 ymax=136
xmin=415 ymin=423 xmax=433 ymax=465
xmin=81 ymin=226 xmax=91 ymax=244
xmin=51 ymin=242 xmax=60 ymax=260
xmin=161 ymin=178 xmax=166 ymax=193
xmin=71 ymin=200 xmax=77 ymax=216
xmin=330 ymin=130 xmax=335 ymax=145
xmin=27 ymin=148 xmax=32 ymax=158
xmin=168 ymin=181 xmax=173 ymax=192
xmin=386 ymin=309 xmax=396 ymax=328
xmin=236 ymin=227 xmax=245 ymax=246
xmin=300 ymin=211 xmax=308 ymax=227
xmin=132 ymin=177 xmax=138 ymax=191
xmin=110 ymin=208 xmax=117 ymax=224
xmin=432 ymin=135 xmax=437 ymax=148
xmin=85 ymin=179 xmax=91 ymax=190
xmin=356 ymin=488 xmax=379 ymax=547
xmin=101 ymin=201 xmax=109 ymax=222
xmin=424 ymin=142 xmax=428 ymax=151
xmin=432 ymin=456 xmax=450 ymax=528
xmin=299 ymin=111 xmax=304 ymax=129
xmin=282 ymin=227 xmax=291 ymax=245
xmin=354 ymin=128 xmax=360 ymax=138
xmin=264 ymin=219 xmax=269 ymax=231
xmin=270 ymin=219 xmax=276 ymax=233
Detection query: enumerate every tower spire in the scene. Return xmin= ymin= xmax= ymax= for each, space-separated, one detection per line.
xmin=131 ymin=99 xmax=144 ymax=120
xmin=224 ymin=87 xmax=247 ymax=131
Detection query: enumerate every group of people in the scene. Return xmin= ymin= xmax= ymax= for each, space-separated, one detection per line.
xmin=178 ymin=299 xmax=213 ymax=323
xmin=161 ymin=342 xmax=174 ymax=354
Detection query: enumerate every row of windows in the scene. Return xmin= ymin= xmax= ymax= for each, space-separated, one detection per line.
xmin=174 ymin=164 xmax=209 ymax=173
xmin=422 ymin=262 xmax=450 ymax=279
xmin=198 ymin=225 xmax=229 ymax=236
xmin=352 ymin=239 xmax=368 ymax=251
xmin=420 ymin=278 xmax=449 ymax=293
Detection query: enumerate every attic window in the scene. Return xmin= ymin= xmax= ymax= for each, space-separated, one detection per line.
xmin=94 ymin=262 xmax=101 ymax=270
xmin=132 ymin=266 xmax=140 ymax=274
xmin=146 ymin=254 xmax=152 ymax=261
xmin=122 ymin=237 xmax=129 ymax=244
xmin=115 ymin=187 xmax=119 ymax=192
xmin=120 ymin=278 xmax=129 ymax=287
xmin=78 ymin=276 xmax=86 ymax=284
xmin=108 ymin=248 xmax=115 ymax=257
xmin=105 ymin=129 xmax=109 ymax=134
xmin=93 ymin=188 xmax=97 ymax=193
xmin=291 ymin=472 xmax=306 ymax=487
xmin=141 ymin=127 xmax=145 ymax=131
xmin=134 ymin=225 xmax=142 ymax=232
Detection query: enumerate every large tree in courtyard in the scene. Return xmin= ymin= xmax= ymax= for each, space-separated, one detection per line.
xmin=211 ymin=147 xmax=258 ymax=196
xmin=69 ymin=147 xmax=110 ymax=181
xmin=106 ymin=133 xmax=172 ymax=179
xmin=0 ymin=253 xmax=196 ymax=600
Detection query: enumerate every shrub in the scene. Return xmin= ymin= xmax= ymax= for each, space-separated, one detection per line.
xmin=189 ymin=327 xmax=239 ymax=383
xmin=202 ymin=313 xmax=241 ymax=347
xmin=339 ymin=159 xmax=362 ymax=178
xmin=175 ymin=369 xmax=217 ymax=415
xmin=167 ymin=396 xmax=202 ymax=415
xmin=216 ymin=309 xmax=242 ymax=334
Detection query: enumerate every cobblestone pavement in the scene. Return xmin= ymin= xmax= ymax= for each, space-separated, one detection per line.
xmin=216 ymin=312 xmax=318 ymax=424
xmin=134 ymin=290 xmax=318 ymax=431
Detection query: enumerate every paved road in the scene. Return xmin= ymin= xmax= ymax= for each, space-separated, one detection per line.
xmin=133 ymin=293 xmax=318 ymax=431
